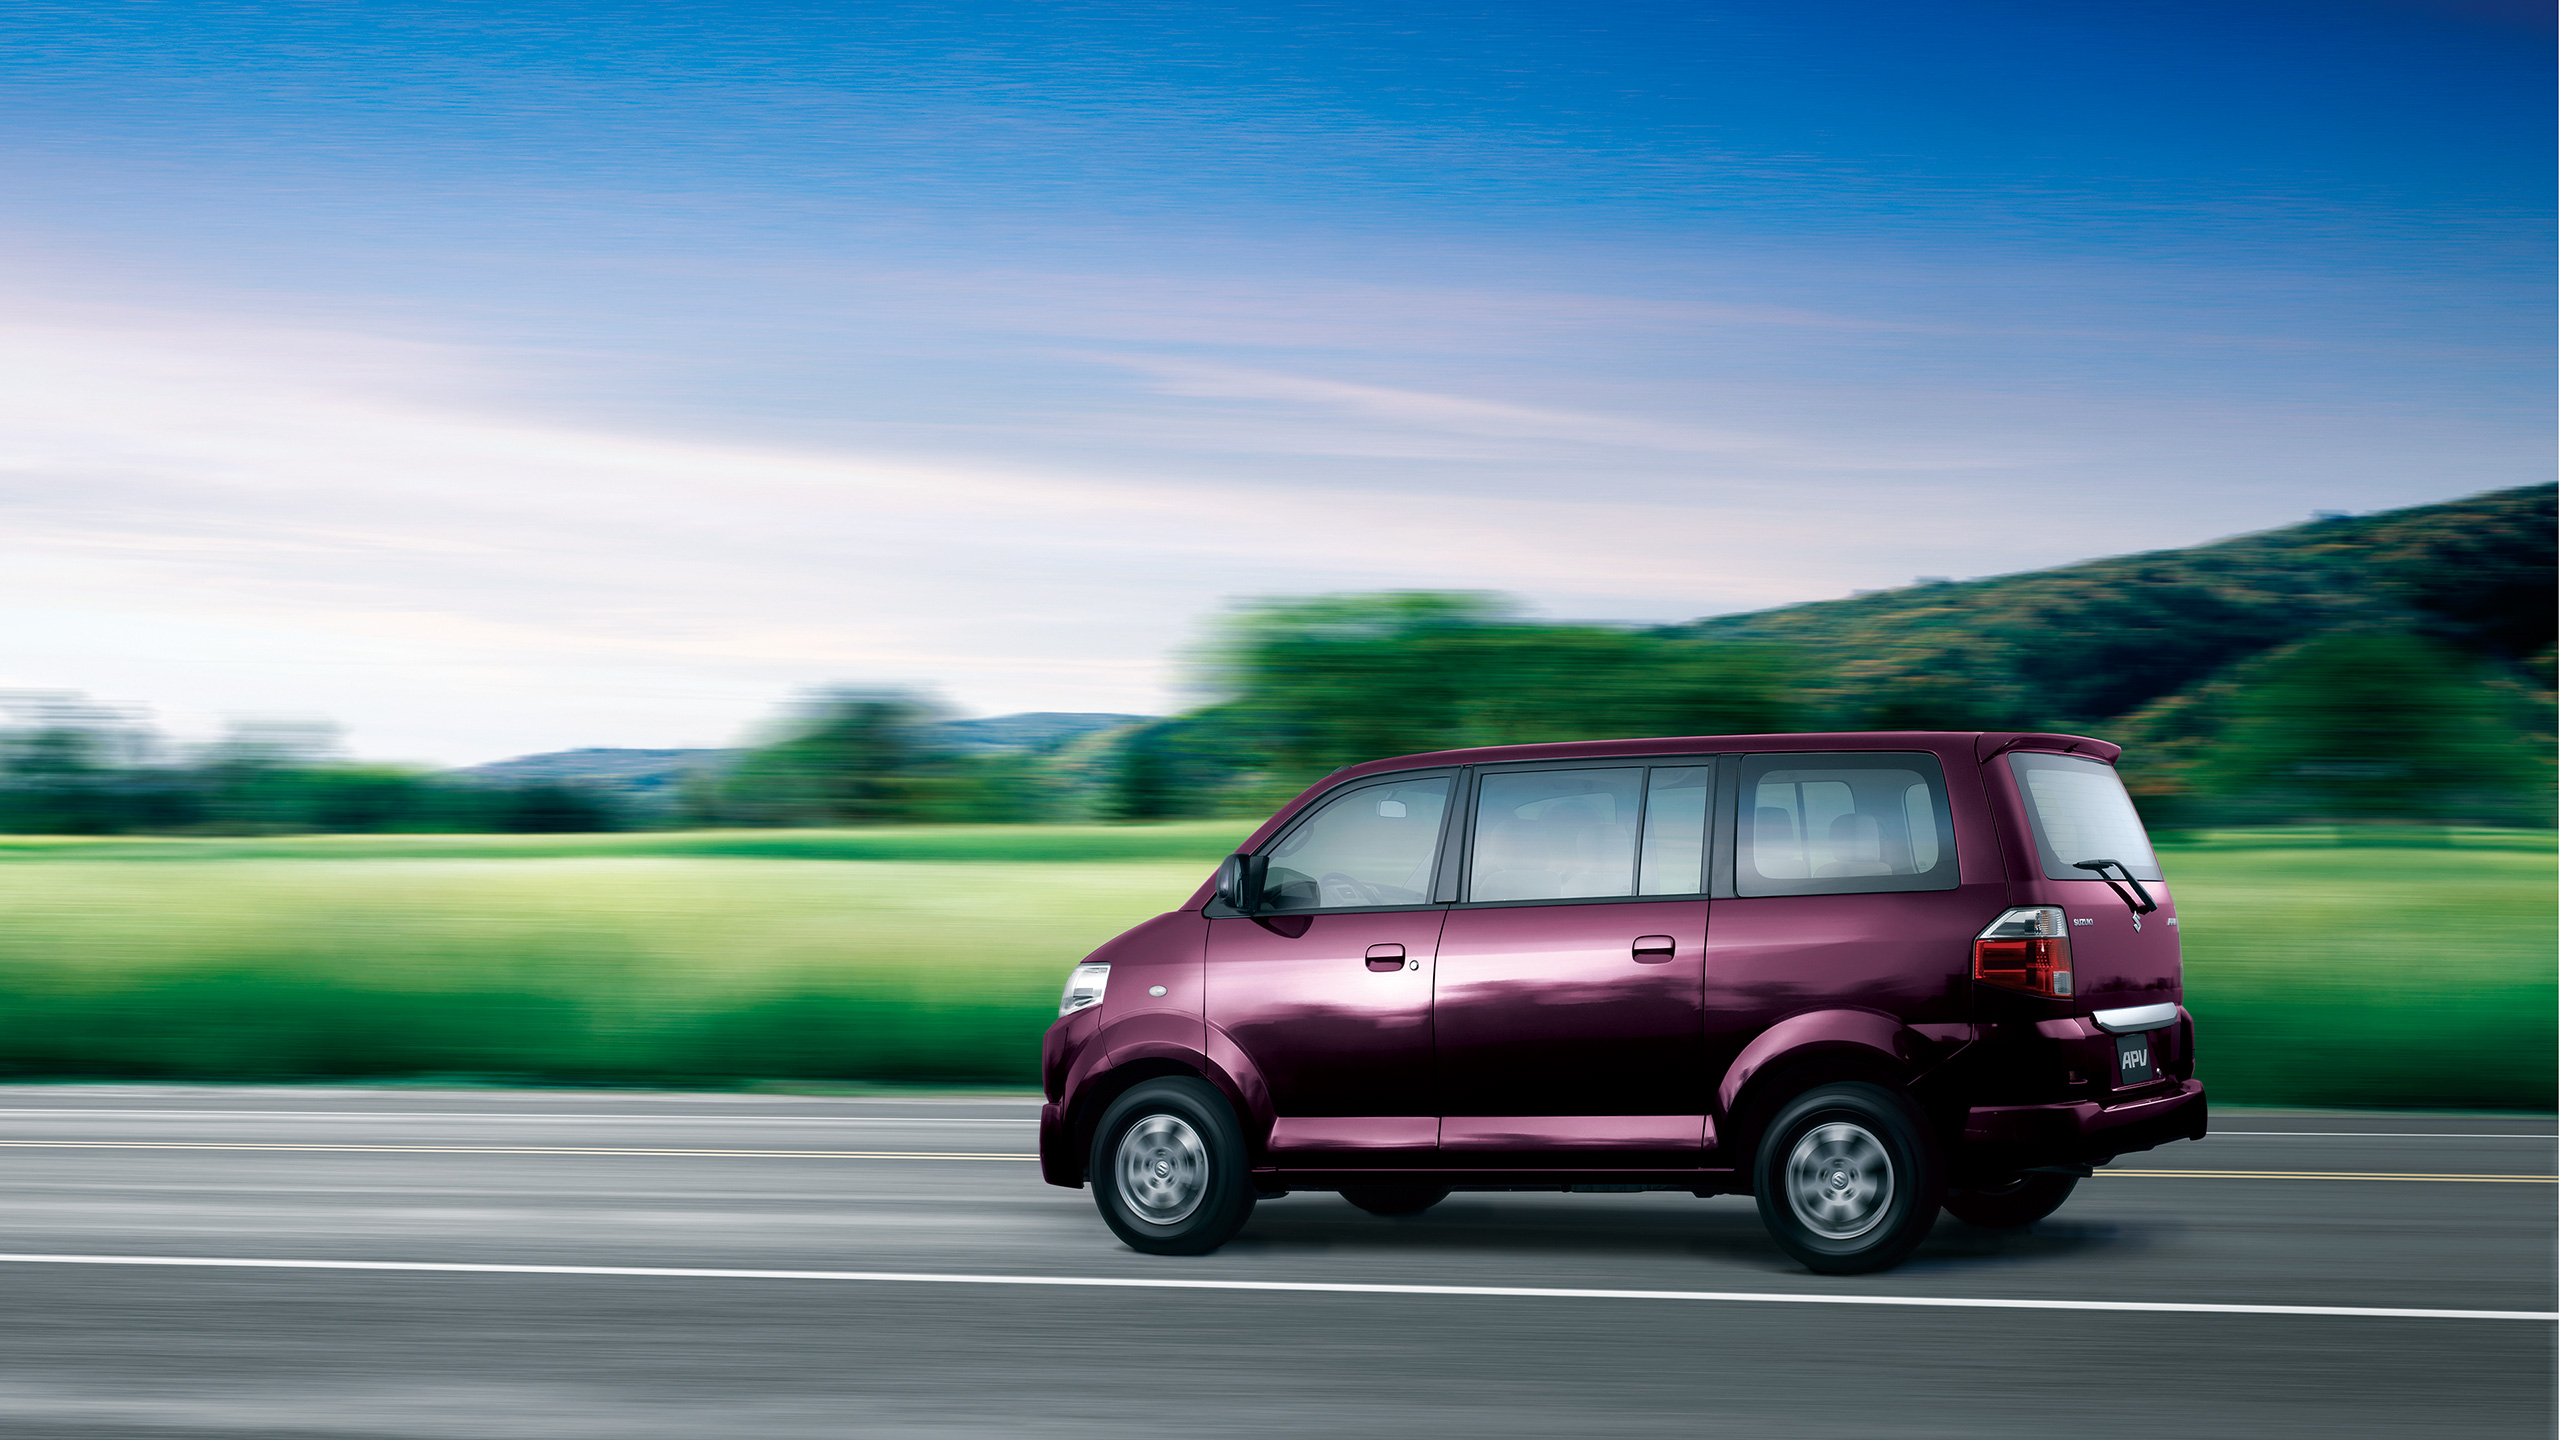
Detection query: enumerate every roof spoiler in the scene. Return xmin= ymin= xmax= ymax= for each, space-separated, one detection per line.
xmin=1975 ymin=732 xmax=2121 ymax=765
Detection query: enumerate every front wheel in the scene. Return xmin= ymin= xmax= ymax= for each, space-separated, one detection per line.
xmin=1945 ymin=1173 xmax=2077 ymax=1228
xmin=1089 ymin=1078 xmax=1256 ymax=1256
xmin=1752 ymin=1082 xmax=1943 ymax=1275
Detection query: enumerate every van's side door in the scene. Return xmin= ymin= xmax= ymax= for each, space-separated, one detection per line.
xmin=1431 ymin=761 xmax=1715 ymax=1160
xmin=1206 ymin=771 xmax=1457 ymax=1164
xmin=1700 ymin=750 xmax=1992 ymax=1132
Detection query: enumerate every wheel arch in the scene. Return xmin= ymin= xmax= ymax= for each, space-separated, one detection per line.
xmin=1719 ymin=1010 xmax=1929 ymax=1166
xmin=1064 ymin=1052 xmax=1253 ymax=1184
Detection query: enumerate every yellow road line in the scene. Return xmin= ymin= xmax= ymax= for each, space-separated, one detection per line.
xmin=0 ymin=1141 xmax=1039 ymax=1160
xmin=2102 ymin=1168 xmax=2553 ymax=1184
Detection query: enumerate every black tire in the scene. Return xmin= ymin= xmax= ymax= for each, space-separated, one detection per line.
xmin=1089 ymin=1078 xmax=1257 ymax=1256
xmin=1752 ymin=1082 xmax=1944 ymax=1275
xmin=1340 ymin=1185 xmax=1450 ymax=1217
xmin=1945 ymin=1173 xmax=2078 ymax=1229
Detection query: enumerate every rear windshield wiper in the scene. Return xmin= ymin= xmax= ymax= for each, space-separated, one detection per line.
xmin=2072 ymin=858 xmax=2158 ymax=915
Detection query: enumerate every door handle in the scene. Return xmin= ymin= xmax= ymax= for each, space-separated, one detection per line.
xmin=1632 ymin=935 xmax=1676 ymax=964
xmin=1364 ymin=943 xmax=1406 ymax=973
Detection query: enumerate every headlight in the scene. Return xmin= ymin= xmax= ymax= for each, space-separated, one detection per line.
xmin=1059 ymin=962 xmax=1110 ymax=1017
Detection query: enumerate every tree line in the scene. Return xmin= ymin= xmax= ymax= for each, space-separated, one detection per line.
xmin=0 ymin=698 xmax=619 ymax=835
xmin=5 ymin=594 xmax=2549 ymax=836
xmin=1099 ymin=592 xmax=2551 ymax=829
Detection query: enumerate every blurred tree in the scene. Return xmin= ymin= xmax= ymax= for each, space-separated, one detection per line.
xmin=778 ymin=690 xmax=943 ymax=824
xmin=0 ymin=694 xmax=629 ymax=835
xmin=686 ymin=690 xmax=944 ymax=825
xmin=1203 ymin=592 xmax=1801 ymax=790
xmin=1103 ymin=714 xmax=1256 ymax=820
xmin=195 ymin=719 xmax=344 ymax=832
xmin=480 ymin=781 xmax=622 ymax=833
xmin=301 ymin=766 xmax=441 ymax=832
xmin=0 ymin=693 xmax=185 ymax=834
xmin=1106 ymin=723 xmax=1179 ymax=821
xmin=685 ymin=688 xmax=1072 ymax=826
xmin=2194 ymin=630 xmax=2551 ymax=826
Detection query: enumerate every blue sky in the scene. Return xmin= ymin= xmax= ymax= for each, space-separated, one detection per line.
xmin=0 ymin=0 xmax=2548 ymax=761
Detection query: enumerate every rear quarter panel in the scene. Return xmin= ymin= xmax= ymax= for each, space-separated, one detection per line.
xmin=1701 ymin=738 xmax=2008 ymax=1129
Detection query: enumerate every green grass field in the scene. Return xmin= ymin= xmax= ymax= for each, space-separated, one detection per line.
xmin=2162 ymin=832 xmax=2554 ymax=1109
xmin=0 ymin=825 xmax=2546 ymax=1108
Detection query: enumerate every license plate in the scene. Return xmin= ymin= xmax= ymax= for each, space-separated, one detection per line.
xmin=2114 ymin=1030 xmax=2159 ymax=1088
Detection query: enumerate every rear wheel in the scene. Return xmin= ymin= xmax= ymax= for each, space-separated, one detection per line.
xmin=1945 ymin=1173 xmax=2078 ymax=1228
xmin=1752 ymin=1082 xmax=1943 ymax=1275
xmin=1340 ymin=1185 xmax=1450 ymax=1217
xmin=1089 ymin=1078 xmax=1256 ymax=1255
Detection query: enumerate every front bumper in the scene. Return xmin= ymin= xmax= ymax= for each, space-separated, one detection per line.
xmin=1961 ymin=1078 xmax=2208 ymax=1172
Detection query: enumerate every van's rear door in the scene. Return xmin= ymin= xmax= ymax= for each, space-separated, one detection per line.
xmin=1995 ymin=749 xmax=2182 ymax=1013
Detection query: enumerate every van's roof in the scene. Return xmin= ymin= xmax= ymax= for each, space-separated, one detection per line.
xmin=1325 ymin=729 xmax=2118 ymax=788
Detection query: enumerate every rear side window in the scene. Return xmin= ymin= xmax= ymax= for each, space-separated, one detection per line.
xmin=1738 ymin=752 xmax=1957 ymax=897
xmin=1262 ymin=775 xmax=1452 ymax=911
xmin=2007 ymin=752 xmax=2161 ymax=882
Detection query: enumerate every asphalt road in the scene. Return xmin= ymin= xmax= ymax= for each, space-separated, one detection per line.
xmin=0 ymin=1086 xmax=2548 ymax=1439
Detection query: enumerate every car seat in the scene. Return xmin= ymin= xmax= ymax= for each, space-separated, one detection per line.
xmin=1814 ymin=812 xmax=1894 ymax=877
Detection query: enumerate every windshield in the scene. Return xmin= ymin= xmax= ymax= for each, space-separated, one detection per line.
xmin=2007 ymin=752 xmax=2162 ymax=882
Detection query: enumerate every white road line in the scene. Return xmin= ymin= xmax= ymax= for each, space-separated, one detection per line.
xmin=0 ymin=1141 xmax=1036 ymax=1160
xmin=2211 ymin=1131 xmax=2557 ymax=1140
xmin=0 ymin=1253 xmax=2544 ymax=1322
xmin=0 ymin=1110 xmax=1035 ymax=1125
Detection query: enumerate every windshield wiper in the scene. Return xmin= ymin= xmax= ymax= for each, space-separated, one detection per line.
xmin=2072 ymin=858 xmax=2158 ymax=915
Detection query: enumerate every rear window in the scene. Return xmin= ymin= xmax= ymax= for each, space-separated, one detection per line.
xmin=1737 ymin=752 xmax=1958 ymax=897
xmin=2007 ymin=752 xmax=2161 ymax=882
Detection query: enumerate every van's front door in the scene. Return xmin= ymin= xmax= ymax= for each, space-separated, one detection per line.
xmin=1208 ymin=909 xmax=1445 ymax=1158
xmin=1432 ymin=764 xmax=1714 ymax=1161
xmin=1205 ymin=772 xmax=1456 ymax=1165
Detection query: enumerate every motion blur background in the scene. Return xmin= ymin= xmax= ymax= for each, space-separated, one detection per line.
xmin=0 ymin=1 xmax=2550 ymax=1112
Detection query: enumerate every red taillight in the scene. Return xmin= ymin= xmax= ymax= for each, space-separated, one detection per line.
xmin=1974 ymin=906 xmax=2073 ymax=997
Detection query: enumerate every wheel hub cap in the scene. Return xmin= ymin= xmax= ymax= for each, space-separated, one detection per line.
xmin=1115 ymin=1114 xmax=1208 ymax=1226
xmin=1785 ymin=1121 xmax=1894 ymax=1240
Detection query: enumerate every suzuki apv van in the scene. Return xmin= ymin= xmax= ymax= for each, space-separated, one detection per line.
xmin=1039 ymin=731 xmax=2205 ymax=1273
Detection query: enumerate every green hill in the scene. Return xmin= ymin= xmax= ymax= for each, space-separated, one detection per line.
xmin=1663 ymin=483 xmax=2555 ymax=732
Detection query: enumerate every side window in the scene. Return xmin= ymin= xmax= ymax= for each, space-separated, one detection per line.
xmin=1738 ymin=752 xmax=1957 ymax=897
xmin=1637 ymin=766 xmax=1711 ymax=895
xmin=1261 ymin=776 xmax=1452 ymax=911
xmin=1471 ymin=769 xmax=1644 ymax=902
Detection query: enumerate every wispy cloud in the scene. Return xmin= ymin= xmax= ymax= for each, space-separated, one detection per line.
xmin=0 ymin=240 xmax=2536 ymax=764
xmin=4 ymin=288 xmax=2036 ymax=761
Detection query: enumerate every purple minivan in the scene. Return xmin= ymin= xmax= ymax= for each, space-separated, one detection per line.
xmin=1039 ymin=731 xmax=2206 ymax=1273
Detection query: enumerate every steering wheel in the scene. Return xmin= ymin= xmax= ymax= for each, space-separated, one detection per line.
xmin=1319 ymin=871 xmax=1382 ymax=907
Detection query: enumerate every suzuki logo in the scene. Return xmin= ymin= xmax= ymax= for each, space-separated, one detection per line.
xmin=2131 ymin=913 xmax=2142 ymax=932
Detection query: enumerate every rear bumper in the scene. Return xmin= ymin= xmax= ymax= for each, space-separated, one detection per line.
xmin=1961 ymin=1079 xmax=2208 ymax=1172
xmin=1038 ymin=1101 xmax=1081 ymax=1188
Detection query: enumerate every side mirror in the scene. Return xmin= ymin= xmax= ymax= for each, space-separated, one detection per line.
xmin=1214 ymin=852 xmax=1261 ymax=912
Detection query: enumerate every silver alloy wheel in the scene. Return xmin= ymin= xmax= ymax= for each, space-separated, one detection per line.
xmin=1784 ymin=1121 xmax=1895 ymax=1240
xmin=1114 ymin=1113 xmax=1209 ymax=1226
